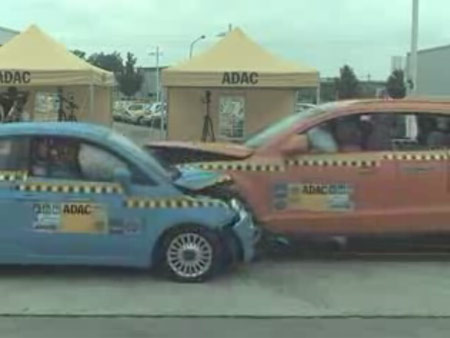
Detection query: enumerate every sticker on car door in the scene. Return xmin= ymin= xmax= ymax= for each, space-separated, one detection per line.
xmin=32 ymin=202 xmax=108 ymax=233
xmin=273 ymin=182 xmax=354 ymax=212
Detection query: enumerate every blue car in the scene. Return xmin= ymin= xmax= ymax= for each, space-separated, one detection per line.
xmin=0 ymin=122 xmax=256 ymax=282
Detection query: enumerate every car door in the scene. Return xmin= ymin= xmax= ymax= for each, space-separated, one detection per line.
xmin=390 ymin=113 xmax=450 ymax=234
xmin=0 ymin=136 xmax=33 ymax=262
xmin=13 ymin=136 xmax=163 ymax=266
xmin=258 ymin=113 xmax=398 ymax=236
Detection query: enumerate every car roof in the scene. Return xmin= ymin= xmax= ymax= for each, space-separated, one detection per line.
xmin=0 ymin=122 xmax=111 ymax=141
xmin=323 ymin=98 xmax=450 ymax=116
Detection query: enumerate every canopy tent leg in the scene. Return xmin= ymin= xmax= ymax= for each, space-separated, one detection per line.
xmin=316 ymin=84 xmax=321 ymax=104
xmin=89 ymin=84 xmax=95 ymax=121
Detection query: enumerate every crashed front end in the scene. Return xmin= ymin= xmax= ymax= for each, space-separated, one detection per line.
xmin=174 ymin=166 xmax=259 ymax=262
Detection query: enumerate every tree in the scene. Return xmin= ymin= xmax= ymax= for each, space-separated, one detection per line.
xmin=71 ymin=49 xmax=86 ymax=60
xmin=87 ymin=52 xmax=123 ymax=74
xmin=386 ymin=69 xmax=406 ymax=99
xmin=116 ymin=52 xmax=143 ymax=98
xmin=335 ymin=65 xmax=360 ymax=99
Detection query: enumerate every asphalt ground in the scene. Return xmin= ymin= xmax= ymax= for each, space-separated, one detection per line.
xmin=2 ymin=317 xmax=449 ymax=338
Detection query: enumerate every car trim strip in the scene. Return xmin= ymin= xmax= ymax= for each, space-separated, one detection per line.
xmin=180 ymin=162 xmax=285 ymax=172
xmin=124 ymin=198 xmax=227 ymax=209
xmin=16 ymin=183 xmax=123 ymax=194
xmin=382 ymin=153 xmax=448 ymax=161
xmin=0 ymin=171 xmax=28 ymax=181
xmin=180 ymin=151 xmax=450 ymax=172
xmin=285 ymin=159 xmax=380 ymax=167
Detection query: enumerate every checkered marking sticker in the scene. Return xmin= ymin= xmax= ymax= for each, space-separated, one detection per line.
xmin=0 ymin=171 xmax=28 ymax=181
xmin=180 ymin=162 xmax=284 ymax=172
xmin=17 ymin=183 xmax=123 ymax=194
xmin=285 ymin=159 xmax=379 ymax=168
xmin=124 ymin=198 xmax=226 ymax=209
xmin=382 ymin=153 xmax=448 ymax=161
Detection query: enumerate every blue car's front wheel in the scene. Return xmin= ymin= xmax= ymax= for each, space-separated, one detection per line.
xmin=160 ymin=225 xmax=224 ymax=282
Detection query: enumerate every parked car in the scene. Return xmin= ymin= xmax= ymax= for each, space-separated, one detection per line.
xmin=123 ymin=103 xmax=152 ymax=124
xmin=0 ymin=122 xmax=256 ymax=282
xmin=140 ymin=110 xmax=167 ymax=129
xmin=146 ymin=99 xmax=450 ymax=250
xmin=149 ymin=102 xmax=167 ymax=114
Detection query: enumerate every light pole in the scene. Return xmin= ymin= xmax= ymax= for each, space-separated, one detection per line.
xmin=409 ymin=0 xmax=419 ymax=95
xmin=189 ymin=35 xmax=206 ymax=58
xmin=149 ymin=46 xmax=164 ymax=139
xmin=149 ymin=46 xmax=163 ymax=103
xmin=216 ymin=24 xmax=233 ymax=38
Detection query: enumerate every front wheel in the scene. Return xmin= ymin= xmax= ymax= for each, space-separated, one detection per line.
xmin=160 ymin=225 xmax=224 ymax=282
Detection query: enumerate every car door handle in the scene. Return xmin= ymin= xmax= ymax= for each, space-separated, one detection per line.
xmin=358 ymin=167 xmax=377 ymax=175
xmin=14 ymin=194 xmax=41 ymax=201
xmin=401 ymin=166 xmax=433 ymax=174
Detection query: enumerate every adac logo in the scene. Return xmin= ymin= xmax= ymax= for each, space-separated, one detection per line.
xmin=63 ymin=204 xmax=92 ymax=215
xmin=222 ymin=72 xmax=259 ymax=85
xmin=0 ymin=71 xmax=31 ymax=84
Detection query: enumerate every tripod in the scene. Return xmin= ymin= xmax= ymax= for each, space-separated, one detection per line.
xmin=57 ymin=87 xmax=78 ymax=122
xmin=0 ymin=87 xmax=29 ymax=123
xmin=201 ymin=91 xmax=215 ymax=142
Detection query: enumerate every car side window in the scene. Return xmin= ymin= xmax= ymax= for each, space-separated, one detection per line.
xmin=306 ymin=125 xmax=338 ymax=153
xmin=78 ymin=143 xmax=153 ymax=185
xmin=305 ymin=113 xmax=416 ymax=154
xmin=415 ymin=113 xmax=450 ymax=150
xmin=0 ymin=138 xmax=29 ymax=171
xmin=29 ymin=137 xmax=153 ymax=185
xmin=363 ymin=113 xmax=450 ymax=151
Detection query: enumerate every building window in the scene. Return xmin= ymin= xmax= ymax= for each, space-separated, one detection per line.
xmin=218 ymin=95 xmax=245 ymax=141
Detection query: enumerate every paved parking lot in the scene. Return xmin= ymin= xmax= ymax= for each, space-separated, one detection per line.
xmin=3 ymin=317 xmax=450 ymax=338
xmin=1 ymin=256 xmax=450 ymax=317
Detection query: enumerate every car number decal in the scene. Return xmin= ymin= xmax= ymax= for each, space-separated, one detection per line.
xmin=32 ymin=202 xmax=108 ymax=234
xmin=273 ymin=182 xmax=354 ymax=212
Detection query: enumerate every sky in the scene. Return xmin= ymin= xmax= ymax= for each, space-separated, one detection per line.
xmin=2 ymin=0 xmax=450 ymax=80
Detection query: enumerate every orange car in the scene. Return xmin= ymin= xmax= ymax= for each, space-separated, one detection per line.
xmin=148 ymin=99 xmax=450 ymax=245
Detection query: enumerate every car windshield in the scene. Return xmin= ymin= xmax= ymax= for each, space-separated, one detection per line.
xmin=244 ymin=107 xmax=324 ymax=148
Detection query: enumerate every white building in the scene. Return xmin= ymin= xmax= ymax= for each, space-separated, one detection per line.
xmin=406 ymin=45 xmax=450 ymax=96
xmin=0 ymin=26 xmax=19 ymax=46
xmin=135 ymin=66 xmax=168 ymax=101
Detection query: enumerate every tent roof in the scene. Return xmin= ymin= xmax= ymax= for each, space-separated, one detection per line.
xmin=0 ymin=25 xmax=114 ymax=86
xmin=163 ymin=28 xmax=319 ymax=88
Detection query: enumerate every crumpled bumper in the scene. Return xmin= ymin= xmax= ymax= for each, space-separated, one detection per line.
xmin=228 ymin=201 xmax=258 ymax=262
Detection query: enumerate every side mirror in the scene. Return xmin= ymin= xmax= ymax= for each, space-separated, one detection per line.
xmin=114 ymin=167 xmax=132 ymax=193
xmin=280 ymin=134 xmax=309 ymax=156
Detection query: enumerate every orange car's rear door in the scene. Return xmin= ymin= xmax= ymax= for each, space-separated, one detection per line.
xmin=389 ymin=148 xmax=449 ymax=233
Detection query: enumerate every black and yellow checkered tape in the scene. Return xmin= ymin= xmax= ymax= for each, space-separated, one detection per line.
xmin=16 ymin=182 xmax=123 ymax=194
xmin=180 ymin=162 xmax=284 ymax=172
xmin=124 ymin=198 xmax=227 ymax=209
xmin=285 ymin=158 xmax=379 ymax=168
xmin=181 ymin=151 xmax=450 ymax=172
xmin=382 ymin=152 xmax=448 ymax=161
xmin=0 ymin=171 xmax=28 ymax=182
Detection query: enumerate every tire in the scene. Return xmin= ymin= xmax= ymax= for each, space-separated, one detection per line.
xmin=159 ymin=225 xmax=225 ymax=282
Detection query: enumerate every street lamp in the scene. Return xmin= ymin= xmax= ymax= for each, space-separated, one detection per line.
xmin=409 ymin=0 xmax=419 ymax=95
xmin=149 ymin=46 xmax=163 ymax=103
xmin=149 ymin=46 xmax=165 ymax=139
xmin=189 ymin=35 xmax=206 ymax=59
xmin=216 ymin=24 xmax=233 ymax=37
